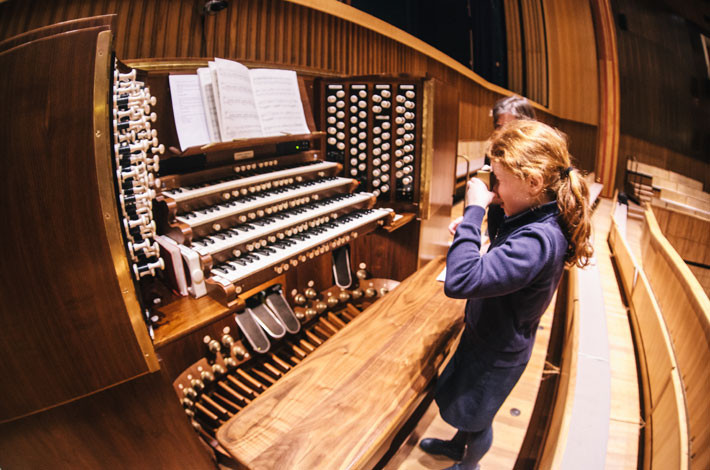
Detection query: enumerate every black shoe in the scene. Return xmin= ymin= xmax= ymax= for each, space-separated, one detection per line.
xmin=440 ymin=465 xmax=480 ymax=470
xmin=419 ymin=437 xmax=465 ymax=461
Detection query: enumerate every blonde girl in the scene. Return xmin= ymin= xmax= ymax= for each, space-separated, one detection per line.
xmin=419 ymin=120 xmax=593 ymax=470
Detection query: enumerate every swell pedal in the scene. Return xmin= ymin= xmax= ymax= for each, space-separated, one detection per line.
xmin=247 ymin=301 xmax=286 ymax=339
xmin=264 ymin=287 xmax=301 ymax=334
xmin=332 ymin=244 xmax=353 ymax=289
xmin=234 ymin=310 xmax=271 ymax=354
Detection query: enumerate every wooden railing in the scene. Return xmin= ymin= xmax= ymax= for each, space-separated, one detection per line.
xmin=607 ymin=198 xmax=691 ymax=469
xmin=532 ymin=266 xmax=580 ymax=468
xmin=640 ymin=206 xmax=710 ymax=469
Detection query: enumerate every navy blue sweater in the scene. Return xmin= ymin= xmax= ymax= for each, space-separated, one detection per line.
xmin=445 ymin=201 xmax=568 ymax=366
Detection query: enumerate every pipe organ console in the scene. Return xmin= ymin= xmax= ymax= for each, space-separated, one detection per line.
xmin=0 ymin=16 xmax=458 ymax=469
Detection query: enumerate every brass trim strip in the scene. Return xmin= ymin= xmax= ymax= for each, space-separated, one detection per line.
xmin=123 ymin=59 xmax=343 ymax=78
xmin=93 ymin=30 xmax=160 ymax=372
xmin=123 ymin=59 xmax=211 ymax=71
xmin=418 ymin=79 xmax=434 ymax=221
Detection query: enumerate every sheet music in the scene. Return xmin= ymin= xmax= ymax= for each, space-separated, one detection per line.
xmin=208 ymin=61 xmax=222 ymax=133
xmin=197 ymin=68 xmax=222 ymax=143
xmin=249 ymin=68 xmax=310 ymax=136
xmin=213 ymin=58 xmax=264 ymax=140
xmin=168 ymin=75 xmax=211 ymax=151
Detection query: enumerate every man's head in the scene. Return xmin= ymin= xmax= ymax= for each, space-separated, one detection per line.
xmin=492 ymin=95 xmax=536 ymax=129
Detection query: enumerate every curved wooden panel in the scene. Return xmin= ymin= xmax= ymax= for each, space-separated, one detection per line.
xmin=641 ymin=206 xmax=709 ymax=469
xmin=0 ymin=368 xmax=214 ymax=469
xmin=0 ymin=14 xmax=114 ymax=53
xmin=589 ymin=0 xmax=619 ymax=199
xmin=0 ymin=25 xmax=151 ymax=423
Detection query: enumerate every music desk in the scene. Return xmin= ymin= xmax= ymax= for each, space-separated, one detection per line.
xmin=217 ymin=256 xmax=465 ymax=469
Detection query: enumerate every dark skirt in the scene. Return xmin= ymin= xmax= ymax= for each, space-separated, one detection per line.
xmin=434 ymin=328 xmax=527 ymax=432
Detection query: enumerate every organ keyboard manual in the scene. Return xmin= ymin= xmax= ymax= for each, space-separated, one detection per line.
xmin=0 ymin=15 xmax=459 ymax=469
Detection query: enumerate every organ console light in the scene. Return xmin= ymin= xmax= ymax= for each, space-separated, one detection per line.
xmin=0 ymin=16 xmax=458 ymax=469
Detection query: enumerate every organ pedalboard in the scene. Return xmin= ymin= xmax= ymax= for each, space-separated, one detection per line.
xmin=173 ymin=267 xmax=400 ymax=461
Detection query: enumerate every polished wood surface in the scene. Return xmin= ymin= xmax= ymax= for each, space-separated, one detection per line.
xmin=0 ymin=23 xmax=153 ymax=423
xmin=0 ymin=367 xmax=214 ymax=469
xmin=389 ymin=294 xmax=555 ymax=470
xmin=217 ymin=256 xmax=465 ymax=469
xmin=0 ymin=14 xmax=113 ymax=53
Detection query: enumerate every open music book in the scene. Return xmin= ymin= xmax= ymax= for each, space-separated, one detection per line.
xmin=169 ymin=58 xmax=310 ymax=151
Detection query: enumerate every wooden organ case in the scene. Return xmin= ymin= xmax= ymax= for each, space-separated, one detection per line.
xmin=0 ymin=17 xmax=459 ymax=469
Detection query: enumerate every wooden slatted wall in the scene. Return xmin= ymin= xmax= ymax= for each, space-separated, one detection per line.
xmin=0 ymin=0 xmax=599 ymax=174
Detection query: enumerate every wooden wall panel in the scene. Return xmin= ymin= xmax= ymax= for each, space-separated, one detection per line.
xmin=504 ymin=0 xmax=524 ymax=95
xmin=652 ymin=205 xmax=710 ymax=265
xmin=521 ymin=0 xmax=548 ymax=107
xmin=619 ymin=134 xmax=710 ymax=191
xmin=543 ymin=0 xmax=599 ymax=124
xmin=0 ymin=0 xmax=599 ymax=133
xmin=0 ymin=0 xmax=603 ymax=208
xmin=612 ymin=0 xmax=709 ymax=177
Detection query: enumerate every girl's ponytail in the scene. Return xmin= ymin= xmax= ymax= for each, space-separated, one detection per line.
xmin=556 ymin=167 xmax=594 ymax=268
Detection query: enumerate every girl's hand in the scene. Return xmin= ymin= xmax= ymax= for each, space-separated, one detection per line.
xmin=448 ymin=216 xmax=463 ymax=236
xmin=465 ymin=177 xmax=494 ymax=209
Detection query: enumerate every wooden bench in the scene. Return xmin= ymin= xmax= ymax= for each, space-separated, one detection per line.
xmin=625 ymin=159 xmax=709 ymax=217
xmin=608 ymin=202 xmax=692 ymax=469
xmin=584 ymin=172 xmax=604 ymax=209
xmin=639 ymin=205 xmax=710 ymax=469
xmin=216 ymin=257 xmax=465 ymax=469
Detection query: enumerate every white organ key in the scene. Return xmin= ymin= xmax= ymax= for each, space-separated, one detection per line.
xmin=191 ymin=192 xmax=375 ymax=258
xmin=211 ymin=208 xmax=392 ymax=285
xmin=176 ymin=177 xmax=354 ymax=229
xmin=163 ymin=160 xmax=339 ymax=203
